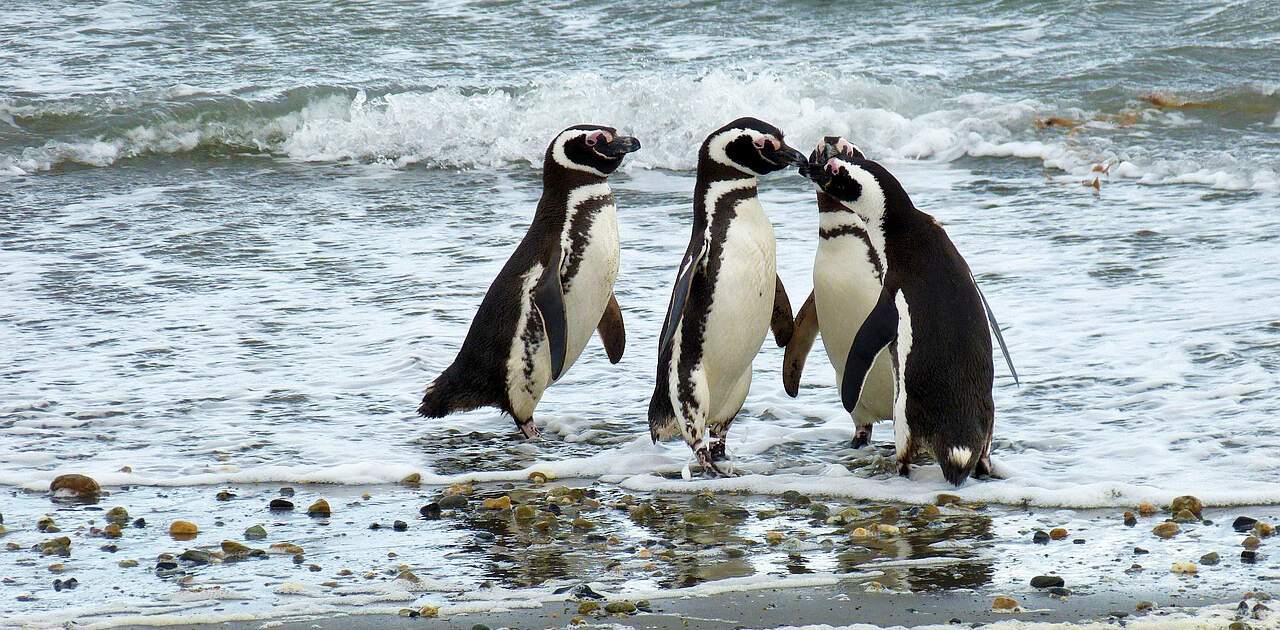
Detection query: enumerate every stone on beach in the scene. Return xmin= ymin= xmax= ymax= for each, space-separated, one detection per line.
xmin=306 ymin=499 xmax=331 ymax=517
xmin=168 ymin=520 xmax=198 ymax=539
xmin=1137 ymin=503 xmax=1158 ymax=516
xmin=1031 ymin=575 xmax=1065 ymax=588
xmin=269 ymin=499 xmax=294 ymax=511
xmin=1049 ymin=528 xmax=1068 ymax=540
xmin=992 ymin=596 xmax=1019 ymax=610
xmin=1169 ymin=496 xmax=1203 ymax=518
xmin=1171 ymin=561 xmax=1197 ymax=574
xmin=1123 ymin=512 xmax=1137 ymax=526
xmin=482 ymin=496 xmax=512 ymax=510
xmin=50 ymin=474 xmax=100 ymax=498
xmin=1152 ymin=522 xmax=1180 ymax=539
xmin=244 ymin=525 xmax=267 ymax=540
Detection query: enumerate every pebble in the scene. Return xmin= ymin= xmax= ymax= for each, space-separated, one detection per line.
xmin=1049 ymin=587 xmax=1071 ymax=598
xmin=279 ymin=487 xmax=295 ymax=496
xmin=604 ymin=600 xmax=638 ymax=614
xmin=419 ymin=605 xmax=439 ymax=618
xmin=268 ymin=499 xmax=294 ymax=511
xmin=40 ymin=537 xmax=71 ymax=556
xmin=103 ymin=523 xmax=122 ymax=539
xmin=1032 ymin=530 xmax=1050 ymax=544
xmin=572 ymin=517 xmax=594 ymax=530
xmin=765 ymin=531 xmax=785 ymax=544
xmin=118 ymin=559 xmax=138 ymax=568
xmin=1135 ymin=601 xmax=1154 ymax=612
xmin=179 ymin=550 xmax=211 ymax=565
xmin=578 ymin=601 xmax=600 ymax=614
xmin=244 ymin=525 xmax=267 ymax=540
xmin=221 ymin=540 xmax=252 ymax=556
xmin=876 ymin=524 xmax=900 ymax=536
xmin=48 ymin=563 xmax=65 ymax=573
xmin=133 ymin=518 xmax=146 ymax=528
xmin=851 ymin=527 xmax=871 ymax=538
xmin=1030 ymin=575 xmax=1065 ymax=588
xmin=1171 ymin=561 xmax=1198 ymax=574
xmin=1152 ymin=522 xmax=1180 ymax=539
xmin=1173 ymin=509 xmax=1199 ymax=523
xmin=105 ymin=507 xmax=129 ymax=524
xmin=401 ymin=473 xmax=422 ymax=485
xmin=438 ymin=495 xmax=468 ymax=510
xmin=1242 ymin=550 xmax=1258 ymax=564
xmin=1257 ymin=523 xmax=1276 ymax=538
xmin=49 ymin=474 xmax=101 ymax=498
xmin=936 ymin=493 xmax=963 ymax=506
xmin=514 ymin=505 xmax=537 ymax=521
xmin=419 ymin=503 xmax=442 ymax=520
xmin=37 ymin=516 xmax=56 ymax=532
xmin=472 ymin=625 xmax=491 ymax=630
xmin=528 ymin=471 xmax=552 ymax=484
xmin=215 ymin=490 xmax=234 ymax=501
xmin=1123 ymin=512 xmax=1137 ymax=526
xmin=1049 ymin=528 xmax=1068 ymax=540
xmin=306 ymin=499 xmax=331 ymax=517
xmin=1244 ymin=536 xmax=1261 ymax=550
xmin=992 ymin=596 xmax=1019 ymax=610
xmin=920 ymin=505 xmax=941 ymax=518
xmin=1169 ymin=496 xmax=1203 ymax=518
xmin=1201 ymin=552 xmax=1221 ymax=565
xmin=393 ymin=520 xmax=408 ymax=531
xmin=1138 ymin=503 xmax=1158 ymax=516
xmin=169 ymin=520 xmax=198 ymax=538
xmin=270 ymin=543 xmax=304 ymax=555
xmin=1234 ymin=516 xmax=1259 ymax=532
xmin=1134 ymin=547 xmax=1149 ymax=554
xmin=482 ymin=496 xmax=512 ymax=510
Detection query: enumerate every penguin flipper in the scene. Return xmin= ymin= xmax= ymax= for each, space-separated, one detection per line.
xmin=972 ymin=277 xmax=1019 ymax=386
xmin=841 ymin=286 xmax=899 ymax=413
xmin=770 ymin=274 xmax=795 ymax=347
xmin=533 ymin=248 xmax=568 ymax=381
xmin=658 ymin=238 xmax=707 ymax=356
xmin=783 ymin=291 xmax=819 ymax=397
xmin=596 ymin=292 xmax=625 ymax=364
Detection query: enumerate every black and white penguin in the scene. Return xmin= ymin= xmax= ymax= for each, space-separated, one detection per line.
xmin=800 ymin=143 xmax=1002 ymax=485
xmin=417 ymin=125 xmax=641 ymax=438
xmin=648 ymin=117 xmax=804 ymax=476
xmin=784 ymin=137 xmax=894 ymax=449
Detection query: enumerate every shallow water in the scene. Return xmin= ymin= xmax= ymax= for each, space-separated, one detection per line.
xmin=2 ymin=0 xmax=1280 ymax=625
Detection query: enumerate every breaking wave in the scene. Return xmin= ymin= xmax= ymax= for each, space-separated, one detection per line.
xmin=2 ymin=71 xmax=1277 ymax=191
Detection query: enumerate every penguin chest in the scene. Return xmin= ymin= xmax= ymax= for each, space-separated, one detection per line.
xmin=560 ymin=202 xmax=620 ymax=371
xmin=701 ymin=199 xmax=776 ymax=391
xmin=814 ymin=235 xmax=895 ymax=422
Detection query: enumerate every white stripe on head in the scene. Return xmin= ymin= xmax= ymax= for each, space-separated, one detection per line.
xmin=550 ymin=129 xmax=607 ymax=177
xmin=707 ymin=127 xmax=775 ymax=174
xmin=826 ymin=158 xmax=887 ymax=223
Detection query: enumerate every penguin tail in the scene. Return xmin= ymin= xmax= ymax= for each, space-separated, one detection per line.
xmin=936 ymin=441 xmax=983 ymax=487
xmin=417 ymin=367 xmax=490 ymax=418
xmin=646 ymin=390 xmax=681 ymax=444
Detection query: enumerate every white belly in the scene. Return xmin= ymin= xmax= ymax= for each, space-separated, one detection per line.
xmin=701 ymin=199 xmax=775 ymax=421
xmin=814 ymin=236 xmax=895 ymax=424
xmin=561 ymin=203 xmax=619 ymax=372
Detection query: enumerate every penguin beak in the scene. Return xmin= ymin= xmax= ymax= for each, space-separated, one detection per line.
xmin=597 ymin=135 xmax=642 ymax=158
xmin=802 ymin=140 xmax=840 ymax=184
xmin=776 ymin=143 xmax=805 ymax=167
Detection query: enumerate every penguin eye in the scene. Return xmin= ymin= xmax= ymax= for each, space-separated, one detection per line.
xmin=585 ymin=131 xmax=611 ymax=147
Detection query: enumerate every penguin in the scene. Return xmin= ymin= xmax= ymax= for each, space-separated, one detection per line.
xmin=783 ymin=137 xmax=895 ymax=449
xmin=417 ymin=125 xmax=641 ymax=438
xmin=648 ymin=117 xmax=805 ymax=476
xmin=799 ymin=142 xmax=1011 ymax=485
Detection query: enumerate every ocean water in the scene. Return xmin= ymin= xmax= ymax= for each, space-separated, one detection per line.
xmin=2 ymin=1 xmax=1280 ymax=625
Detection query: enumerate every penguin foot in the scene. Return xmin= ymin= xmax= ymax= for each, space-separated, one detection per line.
xmin=896 ymin=460 xmax=912 ymax=478
xmin=695 ymin=448 xmax=729 ymax=478
xmin=708 ymin=440 xmax=729 ymax=462
xmin=974 ymin=455 xmax=1002 ymax=479
xmin=852 ymin=426 xmax=873 ymax=449
xmin=516 ymin=420 xmax=541 ymax=440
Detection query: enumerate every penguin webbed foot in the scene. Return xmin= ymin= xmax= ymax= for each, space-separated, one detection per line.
xmin=851 ymin=425 xmax=873 ymax=449
xmin=695 ymin=448 xmax=730 ymax=478
xmin=516 ymin=419 xmax=541 ymax=440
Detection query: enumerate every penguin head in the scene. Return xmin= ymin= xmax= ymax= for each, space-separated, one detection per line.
xmin=547 ymin=125 xmax=642 ymax=177
xmin=803 ymin=136 xmax=892 ymax=221
xmin=703 ymin=117 xmax=805 ymax=176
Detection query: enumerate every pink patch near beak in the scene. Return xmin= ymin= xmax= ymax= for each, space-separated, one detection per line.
xmin=827 ymin=158 xmax=841 ymax=174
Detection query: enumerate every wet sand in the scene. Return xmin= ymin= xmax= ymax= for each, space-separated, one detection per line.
xmin=154 ymin=586 xmax=1240 ymax=630
xmin=5 ymin=479 xmax=1278 ymax=629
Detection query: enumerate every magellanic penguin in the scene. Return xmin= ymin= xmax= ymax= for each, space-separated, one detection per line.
xmin=801 ymin=144 xmax=1014 ymax=485
xmin=418 ymin=125 xmax=641 ymax=438
xmin=783 ymin=137 xmax=895 ymax=449
xmin=648 ymin=117 xmax=805 ymax=476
